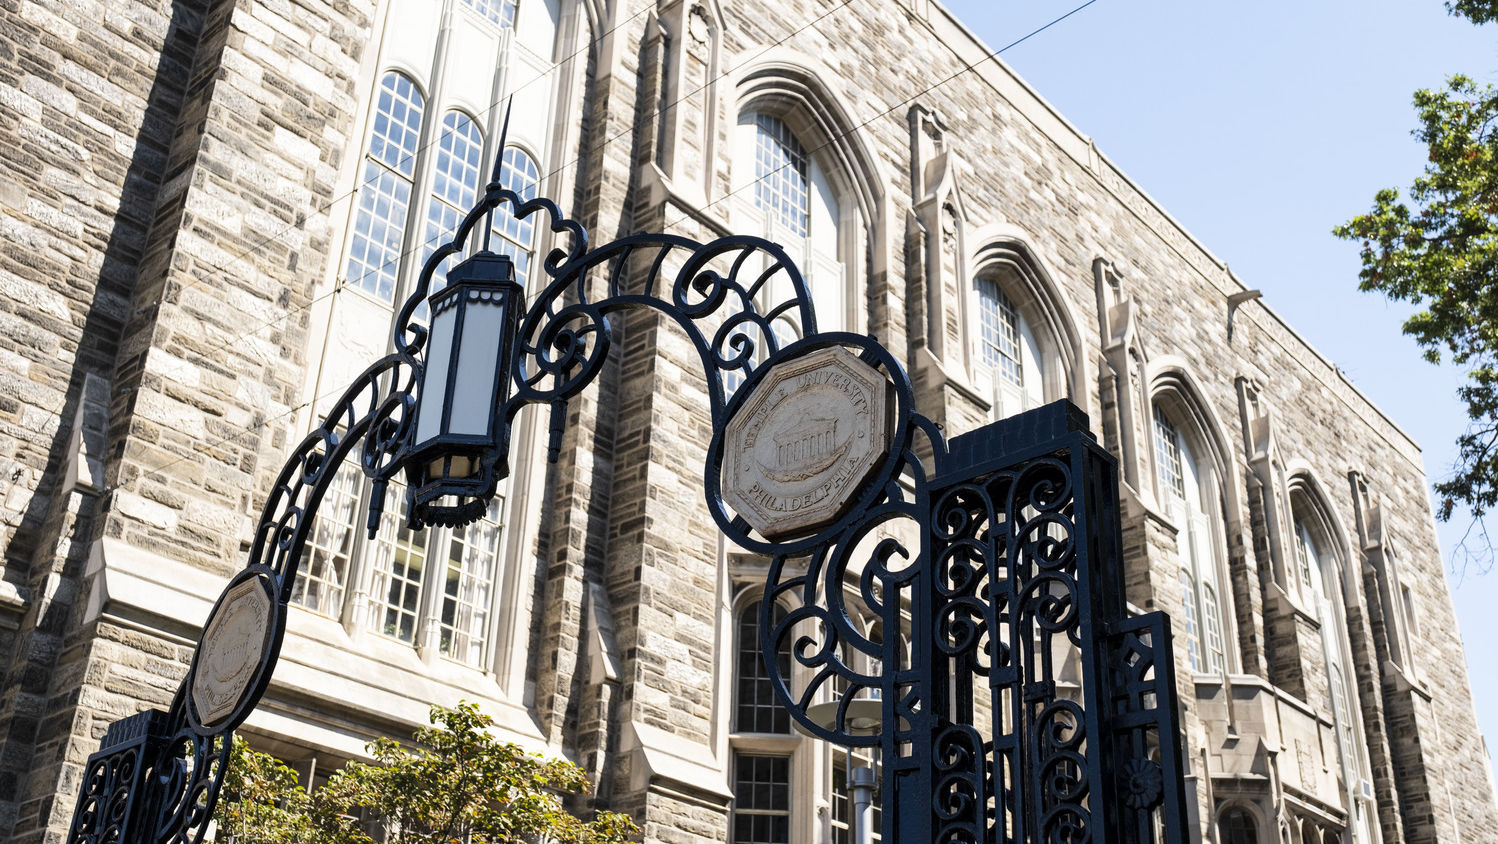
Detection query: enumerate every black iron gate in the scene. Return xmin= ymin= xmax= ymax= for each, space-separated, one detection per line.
xmin=64 ymin=134 xmax=1187 ymax=843
xmin=762 ymin=400 xmax=1188 ymax=843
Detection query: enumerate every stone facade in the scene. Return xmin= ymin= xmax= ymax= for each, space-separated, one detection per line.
xmin=0 ymin=0 xmax=1494 ymax=842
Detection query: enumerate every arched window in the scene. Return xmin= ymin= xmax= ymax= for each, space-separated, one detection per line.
xmin=1290 ymin=481 xmax=1374 ymax=842
xmin=345 ymin=72 xmax=424 ymax=301
xmin=974 ymin=279 xmax=1043 ymax=415
xmin=492 ymin=147 xmax=540 ymax=287
xmin=1218 ymin=805 xmax=1259 ymax=844
xmin=422 ymin=111 xmax=486 ymax=277
xmin=461 ymin=0 xmax=517 ymax=28
xmin=1153 ymin=402 xmax=1230 ymax=674
xmin=967 ymin=240 xmax=1080 ymax=421
xmin=734 ymin=112 xmax=846 ymax=331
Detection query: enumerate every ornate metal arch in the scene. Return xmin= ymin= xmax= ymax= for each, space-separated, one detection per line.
xmin=67 ymin=144 xmax=1187 ymax=843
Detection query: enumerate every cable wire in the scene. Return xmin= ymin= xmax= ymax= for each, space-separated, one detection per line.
xmin=121 ymin=0 xmax=1101 ymax=492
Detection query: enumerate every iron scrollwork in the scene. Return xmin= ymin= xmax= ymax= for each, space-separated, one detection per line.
xmin=753 ymin=400 xmax=1189 ymax=843
xmin=68 ymin=145 xmax=828 ymax=843
xmin=69 ymin=133 xmax=1188 ymax=843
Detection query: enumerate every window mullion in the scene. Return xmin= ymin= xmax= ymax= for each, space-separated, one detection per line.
xmin=396 ymin=93 xmax=448 ymax=310
xmin=415 ymin=524 xmax=453 ymax=663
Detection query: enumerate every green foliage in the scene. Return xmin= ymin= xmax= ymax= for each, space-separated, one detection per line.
xmin=1448 ymin=0 xmax=1498 ymax=24
xmin=1334 ymin=75 xmax=1498 ymax=532
xmin=215 ymin=703 xmax=637 ymax=844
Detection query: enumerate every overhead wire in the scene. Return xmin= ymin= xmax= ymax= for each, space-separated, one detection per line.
xmin=181 ymin=0 xmax=858 ymax=373
xmin=117 ymin=0 xmax=859 ymax=490
xmin=121 ymin=0 xmax=1102 ymax=493
xmin=665 ymin=0 xmax=1103 ymax=228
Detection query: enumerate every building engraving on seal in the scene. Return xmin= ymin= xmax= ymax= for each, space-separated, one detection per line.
xmin=722 ymin=346 xmax=892 ymax=539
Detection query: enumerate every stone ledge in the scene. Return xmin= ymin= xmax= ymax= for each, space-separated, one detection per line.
xmin=0 ymin=578 xmax=30 ymax=631
xmin=625 ymin=719 xmax=732 ymax=802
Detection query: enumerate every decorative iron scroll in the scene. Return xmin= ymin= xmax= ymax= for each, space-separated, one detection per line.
xmin=67 ymin=146 xmax=826 ymax=843
xmin=757 ymin=400 xmax=1189 ymax=843
xmin=70 ymin=134 xmax=1188 ymax=843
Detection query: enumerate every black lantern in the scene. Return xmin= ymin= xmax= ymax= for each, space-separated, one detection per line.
xmin=404 ymin=251 xmax=523 ymax=528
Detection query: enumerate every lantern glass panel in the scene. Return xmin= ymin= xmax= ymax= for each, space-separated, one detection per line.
xmin=450 ymin=295 xmax=507 ymax=435
xmin=417 ymin=303 xmax=458 ymax=446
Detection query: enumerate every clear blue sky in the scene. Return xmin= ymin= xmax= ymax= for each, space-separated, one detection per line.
xmin=937 ymin=0 xmax=1498 ymax=782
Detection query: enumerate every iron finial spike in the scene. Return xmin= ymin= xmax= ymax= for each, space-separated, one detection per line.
xmin=483 ymin=97 xmax=514 ymax=253
xmin=492 ymin=96 xmax=513 ymax=184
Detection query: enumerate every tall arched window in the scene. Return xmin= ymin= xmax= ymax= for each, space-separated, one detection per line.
xmin=967 ymin=241 xmax=1080 ymax=422
xmin=1291 ymin=487 xmax=1375 ymax=843
xmin=422 ymin=111 xmax=486 ymax=278
xmin=974 ymin=280 xmax=1043 ymax=416
xmin=734 ymin=112 xmax=845 ymax=331
xmin=1218 ymin=805 xmax=1259 ymax=844
xmin=1153 ymin=402 xmax=1229 ymax=674
xmin=345 ymin=72 xmax=424 ymax=301
xmin=492 ymin=147 xmax=540 ymax=286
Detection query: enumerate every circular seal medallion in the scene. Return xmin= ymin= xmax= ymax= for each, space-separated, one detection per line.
xmin=188 ymin=572 xmax=277 ymax=733
xmin=722 ymin=346 xmax=892 ymax=540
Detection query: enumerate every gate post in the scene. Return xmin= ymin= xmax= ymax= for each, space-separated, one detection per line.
xmin=902 ymin=400 xmax=1188 ymax=843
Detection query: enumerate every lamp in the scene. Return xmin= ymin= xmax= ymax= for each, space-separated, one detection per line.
xmin=404 ymin=250 xmax=523 ymax=529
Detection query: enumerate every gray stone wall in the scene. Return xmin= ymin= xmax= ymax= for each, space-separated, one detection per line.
xmin=0 ymin=0 xmax=1492 ymax=842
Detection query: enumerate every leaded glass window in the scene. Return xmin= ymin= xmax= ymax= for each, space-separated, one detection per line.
xmin=753 ymin=114 xmax=809 ymax=237
xmin=1154 ymin=405 xmax=1186 ymax=501
xmin=736 ymin=601 xmax=791 ymax=733
xmin=1202 ymin=584 xmax=1226 ymax=674
xmin=423 ymin=111 xmax=486 ymax=279
xmin=492 ymin=147 xmax=540 ymax=287
xmin=440 ymin=496 xmax=502 ymax=667
xmin=732 ymin=753 xmax=791 ymax=844
xmin=461 ymin=0 xmax=516 ymax=28
xmin=976 ymin=279 xmax=1024 ymax=389
xmin=346 ymin=73 xmax=424 ymax=301
xmin=1180 ymin=569 xmax=1203 ymax=673
xmin=369 ymin=488 xmax=432 ymax=643
xmin=292 ymin=460 xmax=362 ymax=617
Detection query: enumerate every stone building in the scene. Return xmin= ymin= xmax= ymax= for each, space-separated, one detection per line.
xmin=0 ymin=0 xmax=1494 ymax=841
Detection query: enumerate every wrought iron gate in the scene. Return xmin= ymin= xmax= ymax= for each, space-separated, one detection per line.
xmin=761 ymin=400 xmax=1188 ymax=843
xmin=64 ymin=133 xmax=1188 ymax=843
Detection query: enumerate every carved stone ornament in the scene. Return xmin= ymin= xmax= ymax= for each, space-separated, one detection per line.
xmin=190 ymin=575 xmax=274 ymax=731
xmin=722 ymin=346 xmax=892 ymax=540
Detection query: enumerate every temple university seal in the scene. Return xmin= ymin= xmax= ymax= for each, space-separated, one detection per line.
xmin=723 ymin=346 xmax=892 ymax=539
xmin=189 ymin=573 xmax=276 ymax=731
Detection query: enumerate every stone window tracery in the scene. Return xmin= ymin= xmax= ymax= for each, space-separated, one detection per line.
xmin=345 ymin=72 xmax=424 ymax=301
xmin=1152 ymin=396 xmax=1233 ymax=675
xmin=461 ymin=0 xmax=518 ymax=28
xmin=294 ymin=0 xmax=566 ymax=688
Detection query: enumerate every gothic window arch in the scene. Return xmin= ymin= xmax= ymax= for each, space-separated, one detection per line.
xmin=1216 ymin=802 xmax=1262 ymax=844
xmin=491 ymin=145 xmax=542 ymax=286
xmin=966 ymin=239 xmax=1082 ymax=420
xmin=1149 ymin=370 xmax=1237 ymax=675
xmin=732 ymin=64 xmax=881 ymax=336
xmin=345 ymin=71 xmax=425 ymax=302
xmin=291 ymin=0 xmax=576 ymax=697
xmin=1289 ymin=473 xmax=1377 ymax=843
